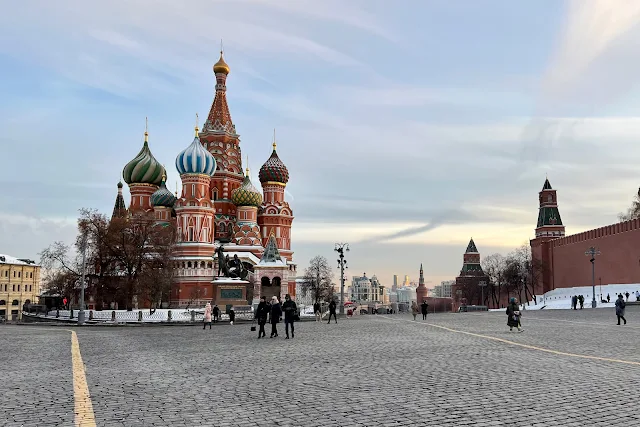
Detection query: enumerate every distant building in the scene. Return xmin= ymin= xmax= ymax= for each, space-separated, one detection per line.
xmin=392 ymin=275 xmax=398 ymax=292
xmin=403 ymin=275 xmax=410 ymax=287
xmin=434 ymin=280 xmax=454 ymax=298
xmin=0 ymin=254 xmax=41 ymax=321
xmin=396 ymin=287 xmax=416 ymax=304
xmin=351 ymin=273 xmax=385 ymax=303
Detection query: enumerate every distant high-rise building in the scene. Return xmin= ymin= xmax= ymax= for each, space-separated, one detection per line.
xmin=403 ymin=275 xmax=410 ymax=287
xmin=393 ymin=275 xmax=398 ymax=292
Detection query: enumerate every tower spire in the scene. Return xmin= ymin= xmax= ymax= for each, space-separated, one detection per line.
xmin=144 ymin=117 xmax=149 ymax=143
xmin=195 ymin=113 xmax=199 ymax=136
xmin=272 ymin=128 xmax=277 ymax=151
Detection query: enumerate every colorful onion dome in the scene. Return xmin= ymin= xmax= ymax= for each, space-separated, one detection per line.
xmin=232 ymin=168 xmax=263 ymax=207
xmin=122 ymin=129 xmax=165 ymax=186
xmin=175 ymin=124 xmax=217 ymax=176
xmin=213 ymin=51 xmax=230 ymax=75
xmin=151 ymin=173 xmax=176 ymax=208
xmin=258 ymin=139 xmax=289 ymax=184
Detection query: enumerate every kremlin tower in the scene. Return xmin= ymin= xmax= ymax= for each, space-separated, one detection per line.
xmin=530 ymin=177 xmax=565 ymax=294
xmin=416 ymin=263 xmax=428 ymax=303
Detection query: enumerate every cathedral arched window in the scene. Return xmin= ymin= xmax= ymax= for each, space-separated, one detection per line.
xmin=219 ymin=223 xmax=226 ymax=233
xmin=212 ymin=189 xmax=218 ymax=201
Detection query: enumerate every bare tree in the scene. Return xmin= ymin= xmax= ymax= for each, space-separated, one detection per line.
xmin=618 ymin=187 xmax=640 ymax=221
xmin=39 ymin=241 xmax=82 ymax=300
xmin=482 ymin=253 xmax=506 ymax=308
xmin=300 ymin=255 xmax=334 ymax=303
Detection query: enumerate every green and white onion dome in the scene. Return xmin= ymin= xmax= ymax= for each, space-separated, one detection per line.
xmin=122 ymin=132 xmax=165 ymax=185
xmin=231 ymin=169 xmax=263 ymax=207
xmin=151 ymin=176 xmax=176 ymax=208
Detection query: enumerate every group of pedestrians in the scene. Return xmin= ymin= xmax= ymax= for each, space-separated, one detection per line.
xmin=254 ymin=294 xmax=299 ymax=339
xmin=571 ymin=295 xmax=585 ymax=310
xmin=410 ymin=301 xmax=429 ymax=320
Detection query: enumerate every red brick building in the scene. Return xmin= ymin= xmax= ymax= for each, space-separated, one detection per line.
xmin=531 ymin=178 xmax=640 ymax=293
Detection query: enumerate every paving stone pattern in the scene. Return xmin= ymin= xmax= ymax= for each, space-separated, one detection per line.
xmin=0 ymin=327 xmax=75 ymax=426
xmin=2 ymin=307 xmax=640 ymax=426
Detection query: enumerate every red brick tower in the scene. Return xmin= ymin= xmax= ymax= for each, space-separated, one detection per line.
xmin=452 ymin=238 xmax=490 ymax=308
xmin=416 ymin=263 xmax=428 ymax=303
xmin=257 ymin=134 xmax=294 ymax=261
xmin=198 ymin=51 xmax=244 ymax=242
xmin=530 ymin=177 xmax=566 ymax=293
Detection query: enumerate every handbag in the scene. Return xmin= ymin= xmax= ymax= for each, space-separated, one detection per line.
xmin=293 ymin=311 xmax=300 ymax=322
xmin=250 ymin=319 xmax=256 ymax=332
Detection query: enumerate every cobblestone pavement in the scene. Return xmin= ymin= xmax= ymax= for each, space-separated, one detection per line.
xmin=2 ymin=307 xmax=640 ymax=426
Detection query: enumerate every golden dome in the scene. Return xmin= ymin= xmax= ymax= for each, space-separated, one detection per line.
xmin=213 ymin=51 xmax=230 ymax=75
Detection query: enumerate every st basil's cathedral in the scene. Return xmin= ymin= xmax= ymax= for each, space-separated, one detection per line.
xmin=113 ymin=52 xmax=296 ymax=308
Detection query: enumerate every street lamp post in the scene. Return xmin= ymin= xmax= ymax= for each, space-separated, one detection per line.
xmin=585 ymin=247 xmax=601 ymax=308
xmin=77 ymin=233 xmax=88 ymax=325
xmin=478 ymin=281 xmax=487 ymax=307
xmin=335 ymin=243 xmax=349 ymax=315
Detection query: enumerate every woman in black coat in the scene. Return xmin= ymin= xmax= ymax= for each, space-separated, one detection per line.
xmin=270 ymin=296 xmax=282 ymax=338
xmin=506 ymin=297 xmax=523 ymax=332
xmin=255 ymin=296 xmax=269 ymax=338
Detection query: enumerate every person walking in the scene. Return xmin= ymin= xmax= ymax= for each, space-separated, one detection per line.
xmin=578 ymin=295 xmax=584 ymax=310
xmin=506 ymin=297 xmax=523 ymax=332
xmin=636 ymin=290 xmax=640 ymax=302
xmin=229 ymin=306 xmax=235 ymax=325
xmin=255 ymin=296 xmax=269 ymax=338
xmin=314 ymin=301 xmax=322 ymax=323
xmin=212 ymin=305 xmax=220 ymax=323
xmin=270 ymin=296 xmax=282 ymax=338
xmin=607 ymin=293 xmax=610 ymax=303
xmin=615 ymin=294 xmax=627 ymax=325
xmin=282 ymin=294 xmax=298 ymax=339
xmin=625 ymin=291 xmax=630 ymax=302
xmin=411 ymin=302 xmax=419 ymax=321
xmin=571 ymin=295 xmax=577 ymax=310
xmin=327 ymin=300 xmax=337 ymax=324
xmin=203 ymin=302 xmax=212 ymax=330
xmin=420 ymin=300 xmax=429 ymax=320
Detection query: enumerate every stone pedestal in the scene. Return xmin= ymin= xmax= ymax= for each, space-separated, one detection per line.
xmin=212 ymin=277 xmax=249 ymax=312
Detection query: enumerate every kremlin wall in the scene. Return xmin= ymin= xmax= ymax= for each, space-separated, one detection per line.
xmin=446 ymin=177 xmax=640 ymax=309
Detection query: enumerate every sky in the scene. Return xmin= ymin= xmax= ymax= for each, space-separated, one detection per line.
xmin=2 ymin=0 xmax=640 ymax=289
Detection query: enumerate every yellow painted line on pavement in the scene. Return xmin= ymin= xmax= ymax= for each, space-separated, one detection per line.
xmin=71 ymin=330 xmax=97 ymax=427
xmin=381 ymin=317 xmax=640 ymax=367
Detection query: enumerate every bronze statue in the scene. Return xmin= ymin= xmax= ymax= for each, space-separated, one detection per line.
xmin=215 ymin=245 xmax=228 ymax=277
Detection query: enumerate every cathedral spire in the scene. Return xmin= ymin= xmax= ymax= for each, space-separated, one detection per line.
xmin=112 ymin=181 xmax=126 ymax=219
xmin=203 ymin=49 xmax=235 ymax=135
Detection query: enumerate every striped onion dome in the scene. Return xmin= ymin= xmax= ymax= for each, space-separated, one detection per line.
xmin=175 ymin=131 xmax=216 ymax=177
xmin=231 ymin=169 xmax=263 ymax=207
xmin=258 ymin=147 xmax=289 ymax=184
xmin=151 ymin=176 xmax=176 ymax=208
xmin=123 ymin=136 xmax=165 ymax=185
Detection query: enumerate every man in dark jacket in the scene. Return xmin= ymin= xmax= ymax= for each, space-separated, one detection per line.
xmin=506 ymin=297 xmax=523 ymax=332
xmin=282 ymin=294 xmax=298 ymax=339
xmin=327 ymin=300 xmax=337 ymax=324
xmin=270 ymin=296 xmax=282 ymax=338
xmin=313 ymin=301 xmax=321 ymax=322
xmin=255 ymin=296 xmax=269 ymax=338
xmin=420 ymin=300 xmax=429 ymax=320
xmin=212 ymin=305 xmax=220 ymax=323
xmin=616 ymin=294 xmax=627 ymax=325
